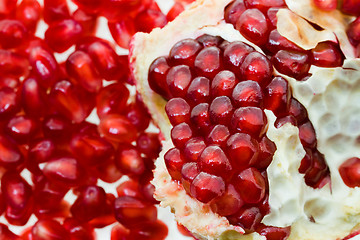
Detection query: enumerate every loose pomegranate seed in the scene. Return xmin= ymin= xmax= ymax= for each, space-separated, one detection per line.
xmin=298 ymin=148 xmax=313 ymax=174
xmin=210 ymin=184 xmax=243 ymax=216
xmin=233 ymin=167 xmax=266 ymax=203
xmin=136 ymin=132 xmax=161 ymax=159
xmin=199 ymin=145 xmax=232 ymax=178
xmin=114 ymin=196 xmax=157 ymax=227
xmin=209 ymin=96 xmax=234 ymax=125
xmin=191 ymin=103 xmax=211 ymax=134
xmin=310 ymin=41 xmax=344 ymax=67
xmin=196 ymin=34 xmax=224 ymax=47
xmin=63 ymin=218 xmax=95 ymax=240
xmin=111 ymin=224 xmax=130 ymax=240
xmin=135 ymin=9 xmax=167 ymax=33
xmin=340 ymin=0 xmax=360 ymax=16
xmin=194 ymin=46 xmax=223 ymax=78
xmin=165 ymin=97 xmax=191 ymax=125
xmin=125 ymin=100 xmax=151 ymax=132
xmin=0 ymin=19 xmax=27 ymax=49
xmin=0 ymin=76 xmax=18 ymax=89
xmin=211 ymin=70 xmax=238 ymax=98
xmin=263 ymin=76 xmax=290 ymax=117
xmin=288 ymin=98 xmax=308 ymax=125
xmin=190 ymin=172 xmax=226 ymax=203
xmin=228 ymin=206 xmax=263 ymax=231
xmin=272 ymin=50 xmax=310 ymax=80
xmin=93 ymin=158 xmax=123 ymax=183
xmin=231 ymin=106 xmax=267 ymax=137
xmin=253 ymin=136 xmax=276 ymax=169
xmin=5 ymin=115 xmax=38 ymax=144
xmin=236 ymin=8 xmax=269 ymax=46
xmin=313 ymin=0 xmax=337 ymax=11
xmin=0 ymin=50 xmax=30 ymax=79
xmin=244 ymin=0 xmax=286 ymax=12
xmin=181 ymin=162 xmax=200 ymax=193
xmin=223 ymin=41 xmax=254 ymax=76
xmin=27 ymin=138 xmax=55 ymax=174
xmin=167 ymin=2 xmax=185 ymax=21
xmin=43 ymin=0 xmax=70 ymax=24
xmin=72 ymin=9 xmax=97 ymax=37
xmin=226 ymin=133 xmax=259 ymax=170
xmin=98 ymin=114 xmax=138 ymax=143
xmin=139 ymin=172 xmax=159 ymax=204
xmin=232 ymin=80 xmax=263 ymax=108
xmin=299 ymin=121 xmax=317 ymax=148
xmin=0 ymin=134 xmax=24 ymax=168
xmin=32 ymin=219 xmax=70 ymax=240
xmin=165 ymin=148 xmax=186 ymax=181
xmin=34 ymin=199 xmax=70 ymax=219
xmin=116 ymin=179 xmax=143 ymax=199
xmin=21 ymin=77 xmax=48 ymax=118
xmin=266 ymin=7 xmax=283 ymax=27
xmin=71 ymin=0 xmax=102 ymax=14
xmin=266 ymin=29 xmax=304 ymax=54
xmin=0 ymin=87 xmax=20 ymax=119
xmin=108 ymin=18 xmax=136 ymax=49
xmin=339 ymin=157 xmax=360 ymax=188
xmin=45 ymin=19 xmax=83 ymax=53
xmin=183 ymin=137 xmax=206 ymax=162
xmin=148 ymin=56 xmax=171 ymax=98
xmin=304 ymin=150 xmax=328 ymax=187
xmin=224 ymin=0 xmax=247 ymax=25
xmin=42 ymin=115 xmax=72 ymax=141
xmin=166 ymin=65 xmax=192 ymax=98
xmin=128 ymin=220 xmax=169 ymax=240
xmin=0 ymin=223 xmax=19 ymax=239
xmin=240 ymin=51 xmax=272 ymax=87
xmin=206 ymin=125 xmax=230 ymax=148
xmin=257 ymin=225 xmax=291 ymax=240
xmin=0 ymin=0 xmax=17 ymax=18
xmin=171 ymin=122 xmax=193 ymax=149
xmin=169 ymin=38 xmax=202 ymax=66
xmin=186 ymin=76 xmax=210 ymax=106
xmin=115 ymin=144 xmax=146 ymax=176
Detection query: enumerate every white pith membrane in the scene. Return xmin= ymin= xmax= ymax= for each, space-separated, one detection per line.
xmin=130 ymin=0 xmax=360 ymax=239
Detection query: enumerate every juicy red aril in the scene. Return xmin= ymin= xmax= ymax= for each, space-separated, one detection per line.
xmin=116 ymin=179 xmax=142 ymax=199
xmin=229 ymin=206 xmax=262 ymax=231
xmin=171 ymin=122 xmax=193 ymax=149
xmin=111 ymin=224 xmax=130 ymax=240
xmin=190 ymin=172 xmax=226 ymax=203
xmin=240 ymin=51 xmax=272 ymax=87
xmin=181 ymin=162 xmax=200 ymax=194
xmin=42 ymin=115 xmax=72 ymax=141
xmin=43 ymin=0 xmax=70 ymax=24
xmin=233 ymin=167 xmax=266 ymax=203
xmin=165 ymin=148 xmax=186 ymax=181
xmin=128 ymin=220 xmax=168 ymax=240
xmin=0 ymin=134 xmax=24 ymax=168
xmin=194 ymin=46 xmax=223 ymax=78
xmin=304 ymin=150 xmax=328 ymax=187
xmin=264 ymin=76 xmax=290 ymax=117
xmin=32 ymin=219 xmax=70 ymax=240
xmin=28 ymin=139 xmax=55 ymax=173
xmin=232 ymin=80 xmax=263 ymax=108
xmin=210 ymin=184 xmax=243 ymax=216
xmin=272 ymin=50 xmax=310 ymax=80
xmin=339 ymin=157 xmax=360 ymax=188
xmin=0 ymin=0 xmax=17 ymax=18
xmin=0 ymin=19 xmax=27 ymax=49
xmin=186 ymin=76 xmax=210 ymax=106
xmin=288 ymin=98 xmax=308 ymax=125
xmin=209 ymin=96 xmax=233 ymax=125
xmin=134 ymin=9 xmax=167 ymax=33
xmin=72 ymin=9 xmax=97 ymax=37
xmin=244 ymin=0 xmax=286 ymax=12
xmin=199 ymin=145 xmax=232 ymax=178
xmin=5 ymin=115 xmax=38 ymax=143
xmin=266 ymin=29 xmax=304 ymax=54
xmin=299 ymin=121 xmax=317 ymax=148
xmin=0 ymin=50 xmax=30 ymax=79
xmin=165 ymin=97 xmax=191 ymax=125
xmin=257 ymin=225 xmax=291 ymax=240
xmin=114 ymin=196 xmax=157 ymax=228
xmin=197 ymin=34 xmax=224 ymax=47
xmin=115 ymin=145 xmax=145 ymax=176
xmin=167 ymin=2 xmax=185 ymax=22
xmin=125 ymin=100 xmax=151 ymax=132
xmin=266 ymin=7 xmax=283 ymax=27
xmin=0 ymin=87 xmax=20 ymax=119
xmin=227 ymin=133 xmax=259 ymax=170
xmin=98 ymin=114 xmax=138 ymax=143
xmin=66 ymin=50 xmax=102 ymax=93
xmin=190 ymin=103 xmax=211 ymax=134
xmin=63 ymin=218 xmax=95 ymax=240
xmin=206 ymin=125 xmax=230 ymax=148
xmin=166 ymin=65 xmax=192 ymax=98
xmin=21 ymin=77 xmax=47 ymax=118
xmin=108 ymin=18 xmax=136 ymax=49
xmin=223 ymin=41 xmax=254 ymax=76
xmin=0 ymin=223 xmax=19 ymax=239
xmin=231 ymin=106 xmax=267 ymax=137
xmin=93 ymin=158 xmax=123 ymax=183
xmin=310 ymin=41 xmax=344 ymax=67
xmin=341 ymin=0 xmax=360 ymax=16
xmin=169 ymin=38 xmax=202 ymax=66
xmin=148 ymin=56 xmax=171 ymax=98
xmin=298 ymin=148 xmax=313 ymax=174
xmin=236 ymin=8 xmax=269 ymax=46
xmin=136 ymin=132 xmax=161 ymax=159
xmin=313 ymin=0 xmax=337 ymax=11
xmin=211 ymin=70 xmax=238 ymax=98
xmin=253 ymin=136 xmax=276 ymax=169
xmin=224 ymin=0 xmax=246 ymax=25
xmin=183 ymin=137 xmax=206 ymax=162
xmin=45 ymin=19 xmax=83 ymax=53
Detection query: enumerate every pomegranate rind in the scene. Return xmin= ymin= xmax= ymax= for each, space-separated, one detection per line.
xmin=130 ymin=0 xmax=360 ymax=239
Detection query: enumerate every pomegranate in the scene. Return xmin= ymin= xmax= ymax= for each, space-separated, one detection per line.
xmin=130 ymin=0 xmax=360 ymax=239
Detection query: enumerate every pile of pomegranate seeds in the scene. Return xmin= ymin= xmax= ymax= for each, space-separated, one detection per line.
xmin=0 ymin=0 xmax=197 ymax=239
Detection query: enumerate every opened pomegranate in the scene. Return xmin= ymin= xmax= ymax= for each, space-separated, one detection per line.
xmin=131 ymin=0 xmax=360 ymax=239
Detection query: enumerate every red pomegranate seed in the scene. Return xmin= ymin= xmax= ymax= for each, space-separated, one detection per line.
xmin=340 ymin=0 xmax=360 ymax=16
xmin=190 ymin=172 xmax=226 ymax=203
xmin=0 ymin=134 xmax=24 ymax=168
xmin=5 ymin=115 xmax=38 ymax=143
xmin=139 ymin=172 xmax=159 ymax=204
xmin=210 ymin=184 xmax=243 ymax=216
xmin=266 ymin=29 xmax=304 ymax=54
xmin=257 ymin=225 xmax=291 ymax=240
xmin=125 ymin=99 xmax=151 ymax=132
xmin=190 ymin=103 xmax=211 ymax=134
xmin=196 ymin=34 xmax=223 ymax=47
xmin=0 ymin=87 xmax=20 ymax=119
xmin=0 ymin=19 xmax=27 ymax=49
xmin=111 ymin=224 xmax=130 ymax=240
xmin=226 ymin=133 xmax=259 ymax=170
xmin=165 ymin=97 xmax=191 ymax=126
xmin=66 ymin=50 xmax=102 ymax=92
xmin=194 ymin=46 xmax=223 ymax=78
xmin=0 ymin=0 xmax=17 ymax=18
xmin=0 ymin=50 xmax=30 ymax=79
xmin=266 ymin=7 xmax=284 ymax=27
xmin=299 ymin=121 xmax=317 ymax=148
xmin=209 ymin=96 xmax=234 ymax=125
xmin=114 ymin=196 xmax=157 ymax=227
xmin=28 ymin=46 xmax=59 ymax=89
xmin=43 ymin=0 xmax=70 ymax=24
xmin=43 ymin=156 xmax=85 ymax=187
xmin=186 ymin=76 xmax=210 ymax=106
xmin=263 ymin=76 xmax=290 ymax=117
xmin=253 ymin=136 xmax=276 ymax=169
xmin=211 ymin=70 xmax=238 ymax=98
xmin=115 ymin=145 xmax=146 ymax=176
xmin=73 ymin=9 xmax=97 ymax=37
xmin=223 ymin=41 xmax=254 ymax=76
xmin=310 ymin=41 xmax=344 ymax=67
xmin=272 ymin=50 xmax=310 ymax=80
xmin=93 ymin=158 xmax=123 ymax=183
xmin=224 ymin=0 xmax=246 ymax=25
xmin=169 ymin=38 xmax=202 ymax=66
xmin=0 ymin=223 xmax=19 ymax=239
xmin=167 ymin=2 xmax=185 ymax=21
xmin=136 ymin=132 xmax=161 ymax=159
xmin=240 ymin=51 xmax=272 ymax=87
xmin=183 ymin=137 xmax=206 ymax=162
xmin=49 ymin=80 xmax=94 ymax=123
xmin=206 ymin=125 xmax=230 ymax=148
xmin=63 ymin=218 xmax=95 ymax=240
xmin=98 ymin=114 xmax=138 ymax=143
xmin=166 ymin=65 xmax=192 ymax=98
xmin=27 ymin=138 xmax=55 ymax=174
xmin=33 ymin=179 xmax=68 ymax=212
xmin=148 ymin=56 xmax=171 ymax=98
xmin=128 ymin=220 xmax=168 ymax=240
xmin=313 ymin=0 xmax=337 ymax=11
xmin=304 ymin=150 xmax=328 ymax=187
xmin=288 ymin=98 xmax=308 ymax=125
xmin=116 ymin=179 xmax=143 ymax=199
xmin=0 ymin=76 xmax=18 ymax=89
xmin=339 ymin=157 xmax=360 ymax=188
xmin=274 ymin=115 xmax=297 ymax=127
xmin=231 ymin=106 xmax=267 ymax=137
xmin=298 ymin=147 xmax=313 ymax=174
xmin=244 ymin=0 xmax=286 ymax=12
xmin=199 ymin=145 xmax=232 ymax=178
xmin=233 ymin=167 xmax=266 ymax=203
xmin=21 ymin=77 xmax=48 ymax=118
xmin=171 ymin=122 xmax=193 ymax=149
xmin=181 ymin=162 xmax=200 ymax=193
xmin=229 ymin=206 xmax=263 ymax=231
xmin=34 ymin=199 xmax=70 ymax=219
xmin=236 ymin=8 xmax=269 ymax=46
xmin=71 ymin=0 xmax=102 ymax=14
xmin=32 ymin=219 xmax=70 ymax=240
xmin=135 ymin=9 xmax=167 ymax=33
xmin=108 ymin=18 xmax=136 ymax=49
xmin=165 ymin=148 xmax=186 ymax=181
xmin=42 ymin=115 xmax=72 ymax=141
xmin=45 ymin=19 xmax=83 ymax=53
xmin=232 ymin=80 xmax=263 ymax=108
